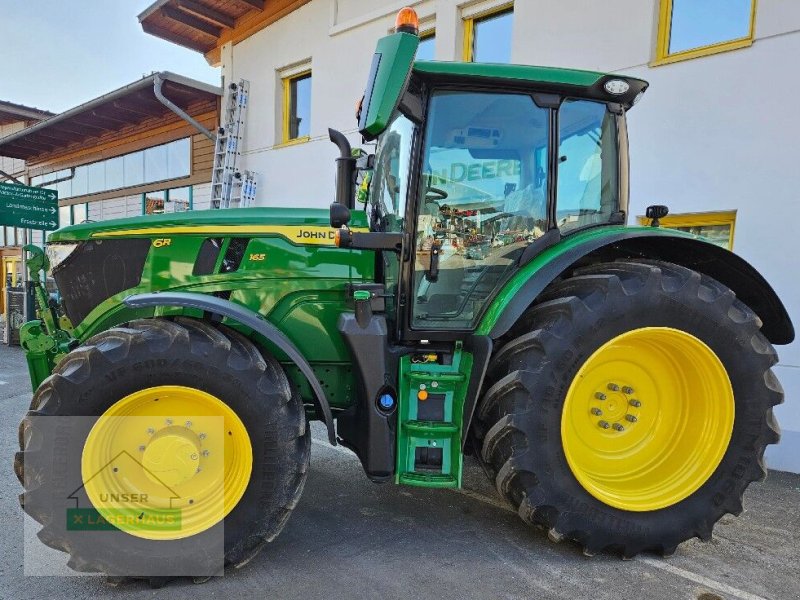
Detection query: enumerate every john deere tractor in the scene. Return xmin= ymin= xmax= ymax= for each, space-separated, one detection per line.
xmin=15 ymin=7 xmax=794 ymax=578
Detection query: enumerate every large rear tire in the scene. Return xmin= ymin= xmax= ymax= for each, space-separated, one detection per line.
xmin=474 ymin=259 xmax=782 ymax=557
xmin=15 ymin=317 xmax=310 ymax=578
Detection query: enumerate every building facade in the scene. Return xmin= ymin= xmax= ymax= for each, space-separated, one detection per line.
xmin=140 ymin=0 xmax=800 ymax=472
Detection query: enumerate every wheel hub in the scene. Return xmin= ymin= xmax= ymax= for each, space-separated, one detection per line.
xmin=81 ymin=385 xmax=253 ymax=540
xmin=561 ymin=327 xmax=735 ymax=512
xmin=141 ymin=428 xmax=201 ymax=487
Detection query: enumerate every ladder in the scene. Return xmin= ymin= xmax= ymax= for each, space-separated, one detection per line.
xmin=211 ymin=79 xmax=251 ymax=209
xmin=395 ymin=342 xmax=472 ymax=488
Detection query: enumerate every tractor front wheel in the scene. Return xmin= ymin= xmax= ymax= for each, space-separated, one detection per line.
xmin=15 ymin=317 xmax=310 ymax=578
xmin=476 ymin=259 xmax=782 ymax=557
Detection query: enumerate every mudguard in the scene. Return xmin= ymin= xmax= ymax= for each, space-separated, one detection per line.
xmin=479 ymin=229 xmax=794 ymax=345
xmin=123 ymin=291 xmax=336 ymax=444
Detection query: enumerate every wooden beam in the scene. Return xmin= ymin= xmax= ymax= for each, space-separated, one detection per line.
xmin=69 ymin=118 xmax=115 ymax=133
xmin=112 ymin=101 xmax=160 ymax=119
xmin=176 ymin=0 xmax=235 ymax=28
xmin=229 ymin=0 xmax=265 ymax=11
xmin=141 ymin=20 xmax=213 ymax=54
xmin=90 ymin=110 xmax=136 ymax=127
xmin=161 ymin=6 xmax=221 ymax=38
xmin=32 ymin=129 xmax=84 ymax=144
xmin=8 ymin=138 xmax=57 ymax=152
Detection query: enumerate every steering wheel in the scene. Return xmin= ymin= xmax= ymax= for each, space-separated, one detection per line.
xmin=426 ymin=187 xmax=448 ymax=202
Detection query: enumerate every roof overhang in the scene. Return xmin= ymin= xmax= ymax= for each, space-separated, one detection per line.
xmin=0 ymin=101 xmax=54 ymax=125
xmin=0 ymin=72 xmax=221 ymax=162
xmin=139 ymin=0 xmax=311 ymax=64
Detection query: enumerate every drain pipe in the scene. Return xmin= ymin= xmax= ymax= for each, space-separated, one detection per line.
xmin=153 ymin=73 xmax=215 ymax=142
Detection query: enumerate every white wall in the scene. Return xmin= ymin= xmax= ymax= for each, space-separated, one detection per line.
xmin=227 ymin=0 xmax=800 ymax=471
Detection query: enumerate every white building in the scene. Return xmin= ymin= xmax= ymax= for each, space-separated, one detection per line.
xmin=146 ymin=0 xmax=800 ymax=473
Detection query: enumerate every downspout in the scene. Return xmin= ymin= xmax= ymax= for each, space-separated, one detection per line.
xmin=153 ymin=73 xmax=215 ymax=142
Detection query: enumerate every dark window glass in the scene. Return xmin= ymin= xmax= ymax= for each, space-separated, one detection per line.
xmin=167 ymin=138 xmax=191 ymax=179
xmin=288 ymin=73 xmax=312 ymax=140
xmin=144 ymin=191 xmax=166 ymax=215
xmin=124 ymin=151 xmax=145 ymax=187
xmin=167 ymin=186 xmax=191 ymax=212
xmin=472 ymin=8 xmax=513 ymax=63
xmin=669 ymin=0 xmax=752 ymax=54
xmin=417 ymin=33 xmax=436 ymax=61
xmin=145 ymin=144 xmax=168 ymax=183
xmin=58 ymin=206 xmax=71 ymax=227
xmin=105 ymin=156 xmax=124 ymax=190
xmin=71 ymin=166 xmax=88 ymax=197
xmin=557 ymin=100 xmax=618 ymax=233
xmin=87 ymin=161 xmax=105 ymax=194
xmin=73 ymin=203 xmax=88 ymax=224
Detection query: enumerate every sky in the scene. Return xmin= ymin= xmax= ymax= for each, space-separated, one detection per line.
xmin=0 ymin=0 xmax=220 ymax=114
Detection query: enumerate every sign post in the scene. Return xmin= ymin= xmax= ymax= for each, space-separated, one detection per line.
xmin=0 ymin=182 xmax=59 ymax=327
xmin=0 ymin=182 xmax=59 ymax=230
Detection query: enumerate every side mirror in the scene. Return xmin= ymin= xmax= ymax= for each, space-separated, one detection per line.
xmin=330 ymin=203 xmax=351 ymax=228
xmin=646 ymin=205 xmax=669 ymax=227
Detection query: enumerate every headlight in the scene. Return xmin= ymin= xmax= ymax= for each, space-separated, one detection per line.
xmin=46 ymin=242 xmax=80 ymax=273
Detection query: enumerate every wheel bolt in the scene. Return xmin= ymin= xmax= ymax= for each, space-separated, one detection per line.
xmin=146 ymin=428 xmax=155 ymax=435
xmin=598 ymin=421 xmax=610 ymax=429
xmin=607 ymin=383 xmax=620 ymax=392
xmin=199 ymin=433 xmax=207 ymax=440
xmin=185 ymin=420 xmax=192 ymax=427
xmin=625 ymin=414 xmax=638 ymax=423
xmin=202 ymin=450 xmax=210 ymax=457
xmin=138 ymin=445 xmax=146 ymax=452
xmin=622 ymin=386 xmax=634 ymax=395
xmin=613 ymin=423 xmax=625 ymax=432
xmin=595 ymin=392 xmax=607 ymax=401
xmin=591 ymin=408 xmax=603 ymax=416
xmin=629 ymin=399 xmax=641 ymax=407
xmin=165 ymin=418 xmax=173 ymax=426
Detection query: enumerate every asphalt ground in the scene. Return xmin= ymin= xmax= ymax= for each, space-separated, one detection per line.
xmin=1 ymin=342 xmax=799 ymax=599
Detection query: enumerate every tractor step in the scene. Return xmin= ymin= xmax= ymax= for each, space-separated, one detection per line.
xmin=395 ymin=342 xmax=473 ymax=489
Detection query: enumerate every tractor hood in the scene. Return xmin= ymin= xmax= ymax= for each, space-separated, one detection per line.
xmin=48 ymin=207 xmax=367 ymax=243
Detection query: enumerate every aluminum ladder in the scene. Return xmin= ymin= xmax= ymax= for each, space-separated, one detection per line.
xmin=211 ymin=79 xmax=251 ymax=209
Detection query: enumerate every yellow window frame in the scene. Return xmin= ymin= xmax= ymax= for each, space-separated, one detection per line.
xmin=653 ymin=0 xmax=757 ymax=66
xmin=462 ymin=2 xmax=514 ymax=62
xmin=637 ymin=210 xmax=737 ymax=249
xmin=281 ymin=69 xmax=312 ymax=145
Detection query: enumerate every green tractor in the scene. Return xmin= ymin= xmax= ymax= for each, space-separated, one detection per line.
xmin=15 ymin=7 xmax=793 ymax=577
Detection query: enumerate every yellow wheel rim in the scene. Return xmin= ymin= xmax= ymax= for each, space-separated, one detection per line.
xmin=81 ymin=385 xmax=252 ymax=540
xmin=561 ymin=327 xmax=734 ymax=512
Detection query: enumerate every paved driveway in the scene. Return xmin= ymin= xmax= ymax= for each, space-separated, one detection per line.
xmin=1 ymin=343 xmax=798 ymax=599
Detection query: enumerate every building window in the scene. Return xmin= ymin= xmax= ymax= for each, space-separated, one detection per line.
xmin=637 ymin=210 xmax=736 ymax=249
xmin=655 ymin=0 xmax=757 ymax=65
xmin=30 ymin=138 xmax=192 ymax=201
xmin=463 ymin=3 xmax=514 ymax=63
xmin=143 ymin=186 xmax=193 ymax=215
xmin=417 ymin=29 xmax=436 ymax=61
xmin=282 ymin=71 xmax=312 ymax=143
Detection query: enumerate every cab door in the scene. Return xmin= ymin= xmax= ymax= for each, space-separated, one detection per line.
xmin=1 ymin=256 xmax=21 ymax=316
xmin=365 ymin=111 xmax=417 ymax=334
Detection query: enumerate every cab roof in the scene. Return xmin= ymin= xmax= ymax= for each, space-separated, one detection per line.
xmin=412 ymin=61 xmax=648 ymax=109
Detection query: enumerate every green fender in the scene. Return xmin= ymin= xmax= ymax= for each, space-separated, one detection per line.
xmin=477 ymin=226 xmax=794 ymax=345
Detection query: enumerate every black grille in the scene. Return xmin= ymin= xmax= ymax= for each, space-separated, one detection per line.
xmin=193 ymin=238 xmax=223 ymax=275
xmin=221 ymin=238 xmax=250 ymax=273
xmin=53 ymin=239 xmax=151 ymax=325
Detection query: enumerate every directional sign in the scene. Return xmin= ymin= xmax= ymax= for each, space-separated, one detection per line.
xmin=0 ymin=182 xmax=59 ymax=230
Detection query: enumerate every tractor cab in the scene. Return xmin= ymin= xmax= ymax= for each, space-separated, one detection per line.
xmin=330 ymin=9 xmax=646 ymax=343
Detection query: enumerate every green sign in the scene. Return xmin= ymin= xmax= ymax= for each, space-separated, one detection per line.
xmin=0 ymin=182 xmax=59 ymax=230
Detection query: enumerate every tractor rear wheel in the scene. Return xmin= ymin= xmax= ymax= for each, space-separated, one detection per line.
xmin=475 ymin=259 xmax=782 ymax=557
xmin=15 ymin=317 xmax=310 ymax=578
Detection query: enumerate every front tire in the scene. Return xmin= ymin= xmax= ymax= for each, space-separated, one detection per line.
xmin=475 ymin=260 xmax=782 ymax=557
xmin=15 ymin=317 xmax=310 ymax=577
